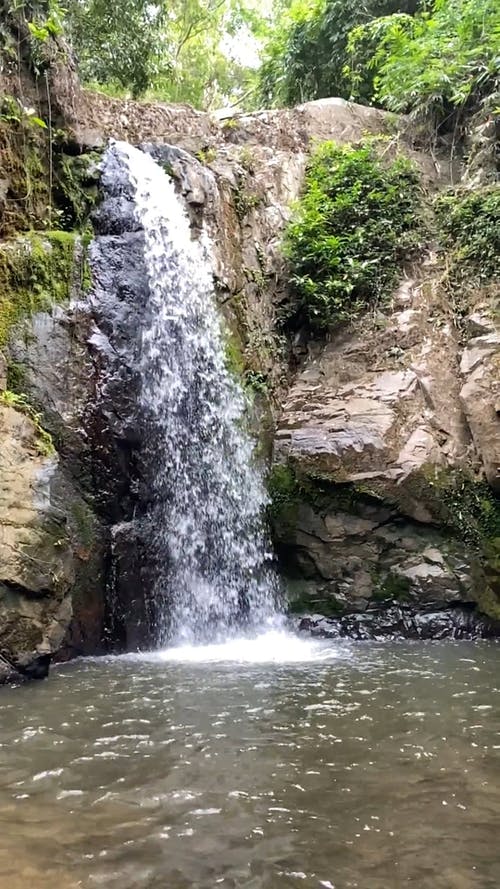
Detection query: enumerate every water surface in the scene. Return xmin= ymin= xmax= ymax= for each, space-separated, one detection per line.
xmin=1 ymin=637 xmax=499 ymax=888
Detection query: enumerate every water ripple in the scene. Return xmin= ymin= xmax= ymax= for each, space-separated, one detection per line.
xmin=0 ymin=641 xmax=499 ymax=888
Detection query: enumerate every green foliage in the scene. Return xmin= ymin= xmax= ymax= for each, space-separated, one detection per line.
xmin=346 ymin=12 xmax=415 ymax=105
xmin=244 ymin=370 xmax=268 ymax=393
xmin=65 ymin=0 xmax=165 ymax=97
xmin=195 ymin=147 xmax=217 ymax=165
xmin=373 ymin=572 xmax=411 ymax=602
xmin=258 ymin=0 xmax=419 ymax=108
xmin=233 ymin=184 xmax=262 ymax=220
xmin=54 ymin=151 xmax=102 ymax=230
xmin=267 ymin=463 xmax=302 ymax=518
xmin=0 ymin=95 xmax=46 ymax=130
xmin=284 ymin=139 xmax=421 ymax=329
xmin=0 ymin=390 xmax=55 ymax=457
xmin=27 ymin=0 xmax=65 ymax=41
xmin=347 ymin=0 xmax=500 ymax=133
xmin=64 ymin=0 xmax=267 ymax=108
xmin=0 ymin=97 xmax=51 ymax=236
xmin=23 ymin=0 xmax=67 ymax=74
xmin=435 ymin=185 xmax=500 ymax=282
xmin=0 ymin=232 xmax=78 ymax=347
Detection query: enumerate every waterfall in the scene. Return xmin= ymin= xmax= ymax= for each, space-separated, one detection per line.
xmin=104 ymin=141 xmax=280 ymax=646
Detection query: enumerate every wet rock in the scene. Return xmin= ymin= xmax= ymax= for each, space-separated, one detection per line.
xmin=298 ymin=606 xmax=500 ymax=641
xmin=6 ymin=249 xmax=109 ymax=663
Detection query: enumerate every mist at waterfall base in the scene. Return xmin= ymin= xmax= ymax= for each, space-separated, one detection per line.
xmin=109 ymin=141 xmax=309 ymax=663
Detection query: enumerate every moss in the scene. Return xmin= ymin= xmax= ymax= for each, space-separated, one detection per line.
xmin=267 ymin=464 xmax=307 ymax=523
xmin=0 ymin=110 xmax=51 ymax=236
xmin=423 ymin=468 xmax=500 ymax=547
xmin=6 ymin=360 xmax=27 ymax=394
xmin=287 ymin=587 xmax=345 ymax=617
xmin=373 ymin=572 xmax=411 ymax=603
xmin=54 ymin=152 xmax=102 ymax=230
xmin=224 ymin=329 xmax=246 ymax=377
xmin=0 ymin=390 xmax=55 ymax=457
xmin=69 ymin=500 xmax=96 ymax=549
xmin=0 ymin=231 xmax=79 ymax=347
xmin=476 ymin=586 xmax=500 ymax=622
xmin=267 ymin=462 xmax=382 ymax=523
xmin=223 ymin=328 xmax=272 ymax=397
xmin=160 ymin=160 xmax=175 ymax=178
xmin=477 ymin=537 xmax=500 ymax=620
xmin=80 ymin=229 xmax=94 ymax=293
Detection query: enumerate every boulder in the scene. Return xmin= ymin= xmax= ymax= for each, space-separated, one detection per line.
xmin=0 ymin=401 xmax=74 ymax=677
xmin=272 ymin=274 xmax=500 ymax=621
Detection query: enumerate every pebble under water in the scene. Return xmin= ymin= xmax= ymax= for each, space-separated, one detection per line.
xmin=1 ymin=638 xmax=500 ymax=888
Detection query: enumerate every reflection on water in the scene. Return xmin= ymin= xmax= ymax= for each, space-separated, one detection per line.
xmin=1 ymin=638 xmax=500 ymax=888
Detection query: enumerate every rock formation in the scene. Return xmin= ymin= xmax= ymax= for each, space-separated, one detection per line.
xmin=0 ymin=21 xmax=498 ymax=678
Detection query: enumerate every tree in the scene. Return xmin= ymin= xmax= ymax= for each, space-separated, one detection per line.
xmin=258 ymin=0 xmax=420 ymax=108
xmin=65 ymin=0 xmax=267 ymax=108
xmin=65 ymin=0 xmax=166 ymax=97
xmin=347 ymin=0 xmax=500 ymax=133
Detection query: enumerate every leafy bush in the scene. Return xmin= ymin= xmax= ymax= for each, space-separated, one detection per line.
xmin=284 ymin=140 xmax=421 ymax=329
xmin=347 ymin=0 xmax=500 ymax=133
xmin=435 ymin=185 xmax=500 ymax=281
xmin=258 ymin=0 xmax=420 ymax=108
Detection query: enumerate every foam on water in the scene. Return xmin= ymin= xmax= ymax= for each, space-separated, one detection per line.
xmin=130 ymin=629 xmax=342 ymax=665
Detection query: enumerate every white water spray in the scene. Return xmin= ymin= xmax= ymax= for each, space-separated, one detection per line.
xmin=108 ymin=142 xmax=282 ymax=648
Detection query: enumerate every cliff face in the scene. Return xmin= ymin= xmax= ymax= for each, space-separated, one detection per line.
xmin=0 ymin=26 xmax=499 ymax=677
xmin=272 ymin=276 xmax=500 ymax=629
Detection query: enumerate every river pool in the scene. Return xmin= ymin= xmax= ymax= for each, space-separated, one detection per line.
xmin=1 ymin=635 xmax=499 ymax=888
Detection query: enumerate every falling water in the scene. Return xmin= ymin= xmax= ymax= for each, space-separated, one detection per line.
xmin=106 ymin=141 xmax=281 ymax=646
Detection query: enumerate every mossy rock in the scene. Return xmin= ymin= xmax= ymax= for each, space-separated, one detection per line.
xmin=269 ymin=459 xmax=500 ymax=619
xmin=268 ymin=462 xmax=388 ymax=522
xmin=69 ymin=499 xmax=97 ymax=549
xmin=1 ymin=96 xmax=102 ymax=236
xmin=224 ymin=329 xmax=246 ymax=378
xmin=286 ymin=580 xmax=346 ymax=617
xmin=0 ymin=231 xmax=80 ymax=348
xmin=0 ymin=390 xmax=55 ymax=457
xmin=372 ymin=572 xmax=411 ymax=603
xmin=267 ymin=463 xmax=303 ymax=519
xmin=54 ymin=152 xmax=102 ymax=231
xmin=0 ymin=108 xmax=50 ymax=236
xmin=477 ymin=538 xmax=500 ymax=620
